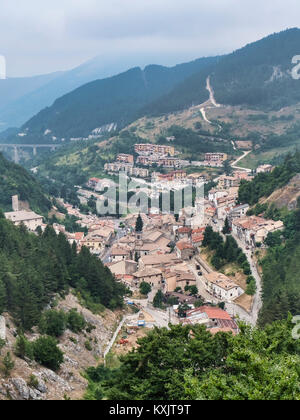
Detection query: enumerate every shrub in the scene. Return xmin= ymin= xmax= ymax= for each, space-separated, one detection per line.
xmin=67 ymin=309 xmax=86 ymax=333
xmin=28 ymin=374 xmax=39 ymax=389
xmin=2 ymin=352 xmax=14 ymax=377
xmin=14 ymin=335 xmax=34 ymax=360
xmin=39 ymin=310 xmax=66 ymax=337
xmin=246 ymin=279 xmax=257 ymax=296
xmin=32 ymin=336 xmax=64 ymax=371
xmin=247 ymin=275 xmax=255 ymax=285
xmin=0 ymin=338 xmax=5 ymax=355
xmin=85 ymin=340 xmax=93 ymax=351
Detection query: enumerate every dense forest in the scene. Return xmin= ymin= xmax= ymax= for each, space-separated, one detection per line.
xmin=144 ymin=28 xmax=300 ymax=117
xmin=0 ymin=215 xmax=126 ymax=330
xmin=0 ymin=153 xmax=51 ymax=214
xmin=84 ymin=318 xmax=300 ymax=400
xmin=212 ymin=28 xmax=300 ymax=109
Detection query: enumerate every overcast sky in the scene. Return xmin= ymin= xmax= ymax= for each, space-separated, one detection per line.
xmin=1 ymin=0 xmax=300 ymax=78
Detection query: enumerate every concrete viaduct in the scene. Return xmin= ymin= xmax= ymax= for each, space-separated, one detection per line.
xmin=0 ymin=143 xmax=61 ymax=163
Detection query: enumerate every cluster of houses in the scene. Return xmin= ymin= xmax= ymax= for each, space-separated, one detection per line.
xmin=232 ymin=216 xmax=284 ymax=247
xmin=205 ymin=169 xmax=284 ymax=249
xmin=104 ymin=213 xmax=203 ymax=293
xmin=207 ymin=171 xmax=254 ymax=221
xmin=104 ymin=153 xmax=150 ymax=178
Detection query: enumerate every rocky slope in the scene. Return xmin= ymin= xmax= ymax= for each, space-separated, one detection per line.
xmin=261 ymin=174 xmax=300 ymax=210
xmin=0 ymin=294 xmax=124 ymax=400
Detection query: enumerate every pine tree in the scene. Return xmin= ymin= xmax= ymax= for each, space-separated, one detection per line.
xmin=222 ymin=217 xmax=231 ymax=235
xmin=135 ymin=214 xmax=143 ymax=233
xmin=0 ymin=278 xmax=6 ymax=314
xmin=2 ymin=352 xmax=14 ymax=377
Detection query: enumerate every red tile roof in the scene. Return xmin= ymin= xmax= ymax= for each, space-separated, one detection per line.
xmin=75 ymin=232 xmax=85 ymax=241
xmin=176 ymin=241 xmax=194 ymax=251
xmin=187 ymin=306 xmax=232 ymax=321
xmin=178 ymin=227 xmax=192 ymax=234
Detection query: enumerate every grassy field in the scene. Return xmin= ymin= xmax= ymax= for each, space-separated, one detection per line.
xmin=236 ymin=144 xmax=300 ymax=169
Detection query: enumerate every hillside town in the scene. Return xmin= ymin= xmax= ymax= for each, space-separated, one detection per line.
xmin=3 ymin=147 xmax=281 ymax=335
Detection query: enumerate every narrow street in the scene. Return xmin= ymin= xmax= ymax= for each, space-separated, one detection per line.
xmin=187 ymin=260 xmax=218 ymax=304
xmin=205 ymin=217 xmax=262 ymax=326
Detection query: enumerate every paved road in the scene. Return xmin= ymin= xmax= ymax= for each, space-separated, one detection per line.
xmin=205 ymin=217 xmax=262 ymax=326
xmin=231 ymin=233 xmax=263 ymax=325
xmin=100 ymin=222 xmax=126 ymax=263
xmin=187 ymin=260 xmax=218 ymax=304
xmin=132 ymin=289 xmax=178 ymax=328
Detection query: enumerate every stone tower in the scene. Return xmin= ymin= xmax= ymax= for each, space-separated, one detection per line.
xmin=12 ymin=195 xmax=19 ymax=212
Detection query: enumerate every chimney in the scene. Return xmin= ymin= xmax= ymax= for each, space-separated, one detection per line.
xmin=12 ymin=195 xmax=19 ymax=212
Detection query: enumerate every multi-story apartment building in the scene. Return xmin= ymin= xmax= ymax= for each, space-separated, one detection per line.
xmin=104 ymin=162 xmax=149 ymax=178
xmin=205 ymin=153 xmax=228 ymax=166
xmin=134 ymin=144 xmax=175 ymax=156
xmin=116 ymin=153 xmax=134 ymax=164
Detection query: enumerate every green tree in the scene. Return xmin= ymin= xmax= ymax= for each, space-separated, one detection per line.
xmin=67 ymin=309 xmax=86 ymax=333
xmin=39 ymin=310 xmax=67 ymax=337
xmin=135 ymin=214 xmax=144 ymax=233
xmin=139 ymin=282 xmax=151 ymax=296
xmin=178 ymin=303 xmax=190 ymax=318
xmin=189 ymin=286 xmax=199 ymax=296
xmin=0 ymin=278 xmax=6 ymax=314
xmin=32 ymin=336 xmax=64 ymax=371
xmin=153 ymin=290 xmax=164 ymax=309
xmin=2 ymin=352 xmax=14 ymax=377
xmin=222 ymin=217 xmax=231 ymax=235
xmin=14 ymin=335 xmax=34 ymax=360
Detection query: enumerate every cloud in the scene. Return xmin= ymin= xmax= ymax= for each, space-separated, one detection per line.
xmin=0 ymin=0 xmax=300 ymax=77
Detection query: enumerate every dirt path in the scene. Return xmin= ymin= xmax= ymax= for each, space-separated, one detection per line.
xmin=206 ymin=76 xmax=221 ymax=108
xmin=231 ymin=150 xmax=252 ymax=172
xmin=200 ymin=107 xmax=212 ymax=124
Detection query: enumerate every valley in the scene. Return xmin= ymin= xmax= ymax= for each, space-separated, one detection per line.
xmin=1 ymin=26 xmax=300 ymax=401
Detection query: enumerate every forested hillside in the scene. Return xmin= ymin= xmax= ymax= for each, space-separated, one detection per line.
xmin=256 ymin=201 xmax=300 ymax=326
xmin=144 ymin=28 xmax=300 ymax=116
xmin=0 ymin=153 xmax=51 ymax=214
xmin=0 ymin=217 xmax=125 ymax=331
xmin=237 ymin=151 xmax=300 ymax=324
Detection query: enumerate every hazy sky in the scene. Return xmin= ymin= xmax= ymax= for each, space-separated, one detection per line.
xmin=1 ymin=0 xmax=300 ymax=78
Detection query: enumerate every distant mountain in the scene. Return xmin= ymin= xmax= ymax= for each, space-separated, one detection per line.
xmin=0 ymin=72 xmax=63 ymax=130
xmin=0 ymin=153 xmax=51 ymax=214
xmin=14 ymin=57 xmax=218 ymax=141
xmin=0 ymin=54 xmax=217 ymax=133
xmin=144 ymin=28 xmax=300 ymax=116
xmin=6 ymin=28 xmax=300 ymax=145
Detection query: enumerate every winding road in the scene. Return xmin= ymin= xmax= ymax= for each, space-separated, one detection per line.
xmin=231 ymin=150 xmax=252 ymax=173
